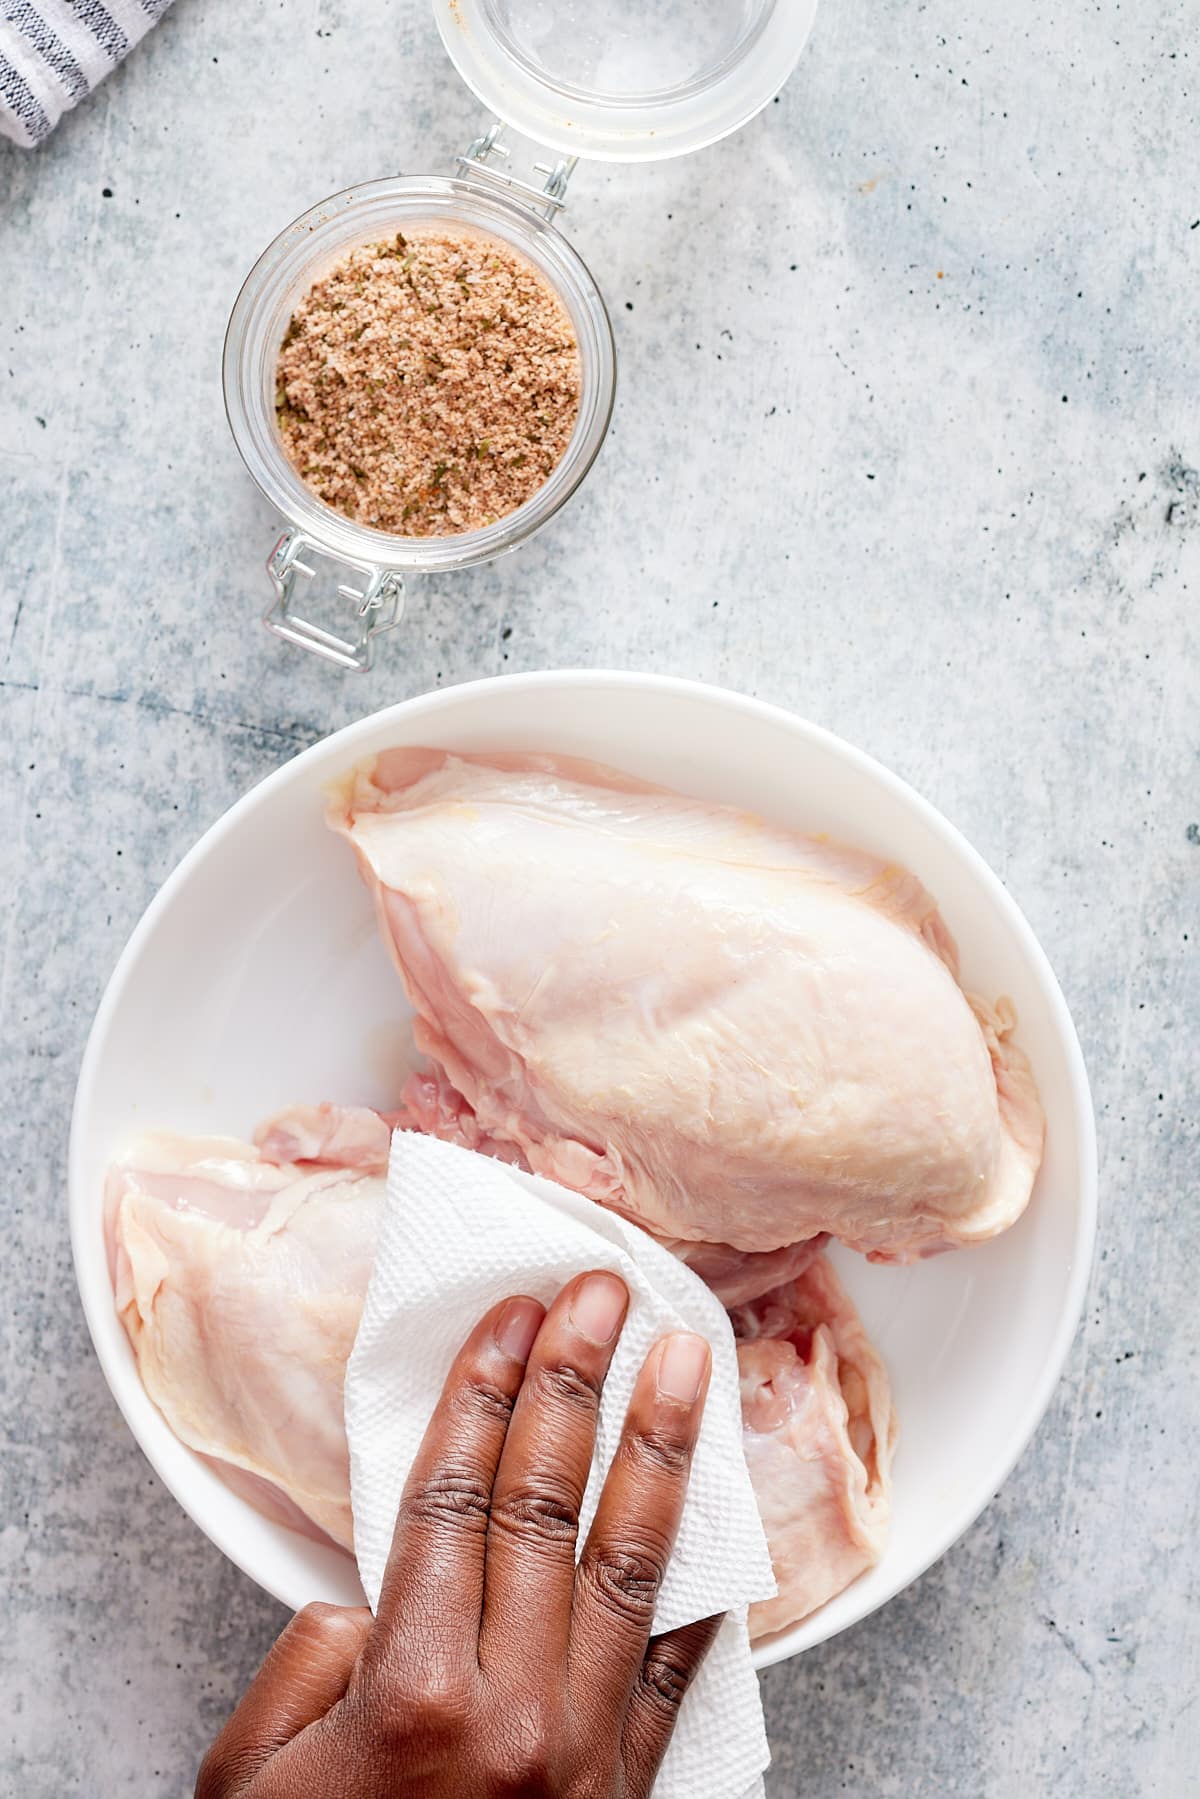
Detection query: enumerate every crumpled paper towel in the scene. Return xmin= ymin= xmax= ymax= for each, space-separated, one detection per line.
xmin=345 ymin=1130 xmax=777 ymax=1799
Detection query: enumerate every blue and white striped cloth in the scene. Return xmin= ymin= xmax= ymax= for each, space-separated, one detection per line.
xmin=1 ymin=0 xmax=174 ymax=147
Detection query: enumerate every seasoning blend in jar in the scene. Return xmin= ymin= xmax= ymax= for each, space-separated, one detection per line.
xmin=223 ymin=0 xmax=820 ymax=669
xmin=275 ymin=227 xmax=582 ymax=539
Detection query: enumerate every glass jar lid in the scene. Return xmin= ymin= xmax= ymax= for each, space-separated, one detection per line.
xmin=433 ymin=0 xmax=820 ymax=163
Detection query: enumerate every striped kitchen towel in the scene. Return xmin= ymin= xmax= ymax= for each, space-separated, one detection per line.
xmin=1 ymin=0 xmax=175 ymax=147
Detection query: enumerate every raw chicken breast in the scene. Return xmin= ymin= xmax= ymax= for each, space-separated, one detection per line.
xmin=732 ymin=1258 xmax=896 ymax=1637
xmin=637 ymin=1233 xmax=831 ymax=1310
xmin=108 ymin=1133 xmax=382 ymax=1550
xmin=333 ymin=749 xmax=1043 ymax=1261
xmin=261 ymin=1096 xmax=829 ymax=1307
xmin=109 ymin=1114 xmax=893 ymax=1635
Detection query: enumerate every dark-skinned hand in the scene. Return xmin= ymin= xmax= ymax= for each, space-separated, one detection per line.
xmin=196 ymin=1269 xmax=720 ymax=1798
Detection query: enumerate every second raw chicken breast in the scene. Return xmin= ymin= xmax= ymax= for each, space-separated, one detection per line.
xmin=108 ymin=1114 xmax=894 ymax=1639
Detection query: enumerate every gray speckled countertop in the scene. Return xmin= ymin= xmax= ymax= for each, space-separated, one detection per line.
xmin=2 ymin=2 xmax=1197 ymax=1794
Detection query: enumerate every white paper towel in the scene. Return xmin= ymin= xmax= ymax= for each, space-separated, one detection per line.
xmin=345 ymin=1131 xmax=777 ymax=1799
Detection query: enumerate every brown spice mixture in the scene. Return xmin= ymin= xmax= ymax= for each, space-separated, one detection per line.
xmin=275 ymin=227 xmax=581 ymax=537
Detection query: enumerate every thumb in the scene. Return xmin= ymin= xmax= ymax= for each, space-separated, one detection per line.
xmin=196 ymin=1603 xmax=372 ymax=1797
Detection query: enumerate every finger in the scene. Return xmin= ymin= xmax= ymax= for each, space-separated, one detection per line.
xmin=371 ymin=1294 xmax=544 ymax=1662
xmin=195 ymin=1603 xmax=371 ymax=1797
xmin=621 ymin=1614 xmax=724 ymax=1799
xmin=480 ymin=1270 xmax=629 ymax=1670
xmin=569 ymin=1331 xmax=711 ymax=1719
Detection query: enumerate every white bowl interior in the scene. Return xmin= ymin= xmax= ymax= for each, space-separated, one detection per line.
xmin=69 ymin=673 xmax=1095 ymax=1667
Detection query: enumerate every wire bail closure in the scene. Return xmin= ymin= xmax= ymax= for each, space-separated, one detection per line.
xmin=265 ymin=530 xmax=405 ymax=673
xmin=456 ymin=120 xmax=577 ymax=221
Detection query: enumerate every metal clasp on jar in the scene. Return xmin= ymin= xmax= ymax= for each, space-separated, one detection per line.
xmin=456 ymin=120 xmax=577 ymax=221
xmin=265 ymin=530 xmax=404 ymax=673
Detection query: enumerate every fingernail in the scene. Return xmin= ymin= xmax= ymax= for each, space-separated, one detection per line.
xmin=569 ymin=1271 xmax=628 ymax=1345
xmin=656 ymin=1333 xmax=710 ymax=1403
xmin=494 ymin=1297 xmax=542 ymax=1362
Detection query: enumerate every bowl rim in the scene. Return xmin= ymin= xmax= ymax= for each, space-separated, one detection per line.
xmin=68 ymin=669 xmax=1098 ymax=1667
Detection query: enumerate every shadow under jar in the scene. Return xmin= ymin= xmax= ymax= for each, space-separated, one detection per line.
xmin=222 ymin=0 xmax=820 ymax=671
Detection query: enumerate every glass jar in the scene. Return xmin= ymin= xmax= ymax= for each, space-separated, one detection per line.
xmin=223 ymin=0 xmax=820 ymax=670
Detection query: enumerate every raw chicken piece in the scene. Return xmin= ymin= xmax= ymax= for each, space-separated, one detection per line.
xmin=254 ymin=1103 xmax=403 ymax=1172
xmin=663 ymin=1234 xmax=831 ymax=1309
xmin=259 ymin=1095 xmax=827 ymax=1306
xmin=109 ymin=1133 xmax=382 ymax=1550
xmin=110 ymin=1119 xmax=894 ymax=1632
xmin=257 ymin=1091 xmax=543 ymax=1176
xmin=333 ymin=749 xmax=1044 ymax=1261
xmin=393 ymin=1072 xmax=530 ymax=1167
xmin=732 ymin=1259 xmax=896 ymax=1637
xmin=254 ymin=1093 xmax=523 ymax=1174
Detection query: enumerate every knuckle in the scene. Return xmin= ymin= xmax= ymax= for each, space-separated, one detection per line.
xmin=454 ymin=1374 xmax=518 ymax=1427
xmin=534 ymin=1360 xmax=604 ymax=1414
xmin=626 ymin=1425 xmax=691 ymax=1478
xmin=412 ymin=1666 xmax=473 ymax=1730
xmin=296 ymin=1599 xmax=340 ymax=1629
xmin=585 ymin=1546 xmax=665 ymax=1625
xmin=490 ymin=1485 xmax=579 ymax=1550
xmin=399 ymin=1468 xmax=492 ymax=1534
xmin=639 ymin=1649 xmax=693 ymax=1714
xmin=294 ymin=1600 xmax=360 ymax=1647
xmin=369 ymin=1662 xmax=471 ymax=1744
xmin=490 ymin=1703 xmax=558 ymax=1796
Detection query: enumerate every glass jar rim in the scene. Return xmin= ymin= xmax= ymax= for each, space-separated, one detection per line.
xmin=222 ymin=174 xmax=616 ymax=574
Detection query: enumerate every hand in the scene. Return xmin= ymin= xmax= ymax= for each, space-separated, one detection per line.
xmin=197 ymin=1271 xmax=719 ymax=1797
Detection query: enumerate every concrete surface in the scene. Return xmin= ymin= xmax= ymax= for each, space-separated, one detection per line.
xmin=1 ymin=0 xmax=1197 ymax=1793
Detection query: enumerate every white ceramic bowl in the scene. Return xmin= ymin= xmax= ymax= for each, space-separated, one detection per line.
xmin=70 ymin=672 xmax=1096 ymax=1667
